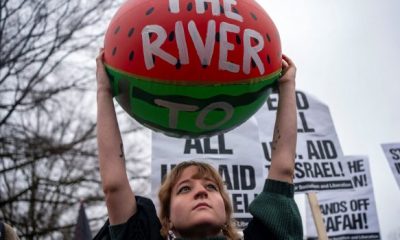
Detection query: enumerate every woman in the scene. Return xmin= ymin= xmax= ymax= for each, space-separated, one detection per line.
xmin=94 ymin=49 xmax=303 ymax=239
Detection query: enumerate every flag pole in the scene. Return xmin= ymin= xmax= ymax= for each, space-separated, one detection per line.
xmin=307 ymin=192 xmax=328 ymax=240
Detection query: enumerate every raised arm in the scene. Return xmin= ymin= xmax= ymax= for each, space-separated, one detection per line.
xmin=268 ymin=54 xmax=297 ymax=183
xmin=96 ymin=49 xmax=136 ymax=224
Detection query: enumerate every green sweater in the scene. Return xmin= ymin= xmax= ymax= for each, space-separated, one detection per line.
xmin=109 ymin=179 xmax=303 ymax=239
xmin=246 ymin=179 xmax=303 ymax=239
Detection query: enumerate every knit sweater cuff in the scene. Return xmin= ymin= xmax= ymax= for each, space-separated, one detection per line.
xmin=263 ymin=179 xmax=295 ymax=198
xmin=248 ymin=179 xmax=303 ymax=239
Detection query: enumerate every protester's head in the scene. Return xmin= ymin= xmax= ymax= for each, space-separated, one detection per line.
xmin=158 ymin=161 xmax=240 ymax=239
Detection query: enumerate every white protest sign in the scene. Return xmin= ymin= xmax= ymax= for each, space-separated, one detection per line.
xmin=381 ymin=143 xmax=400 ymax=189
xmin=152 ymin=117 xmax=267 ymax=227
xmin=306 ymin=156 xmax=381 ymax=240
xmin=254 ymin=90 xmax=353 ymax=192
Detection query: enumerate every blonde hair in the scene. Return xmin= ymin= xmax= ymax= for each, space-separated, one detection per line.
xmin=158 ymin=161 xmax=240 ymax=239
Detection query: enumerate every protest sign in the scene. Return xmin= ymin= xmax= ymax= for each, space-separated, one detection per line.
xmin=381 ymin=143 xmax=400 ymax=189
xmin=254 ymin=90 xmax=353 ymax=192
xmin=306 ymin=156 xmax=381 ymax=240
xmin=152 ymin=117 xmax=267 ymax=227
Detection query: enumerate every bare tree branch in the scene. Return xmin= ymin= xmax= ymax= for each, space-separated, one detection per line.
xmin=0 ymin=0 xmax=151 ymax=238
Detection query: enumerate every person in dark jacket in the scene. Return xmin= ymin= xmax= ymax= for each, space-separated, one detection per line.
xmin=95 ymin=49 xmax=302 ymax=239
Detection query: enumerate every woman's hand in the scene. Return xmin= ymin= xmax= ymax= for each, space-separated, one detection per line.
xmin=96 ymin=48 xmax=112 ymax=95
xmin=279 ymin=54 xmax=296 ymax=88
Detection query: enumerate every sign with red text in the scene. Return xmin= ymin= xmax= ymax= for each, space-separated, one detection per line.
xmin=306 ymin=156 xmax=381 ymax=240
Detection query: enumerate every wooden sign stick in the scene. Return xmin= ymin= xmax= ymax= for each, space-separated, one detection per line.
xmin=307 ymin=192 xmax=328 ymax=240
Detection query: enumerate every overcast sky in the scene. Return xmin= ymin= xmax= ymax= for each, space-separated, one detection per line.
xmin=256 ymin=0 xmax=400 ymax=238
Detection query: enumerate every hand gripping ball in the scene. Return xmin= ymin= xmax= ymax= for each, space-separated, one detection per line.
xmin=104 ymin=0 xmax=282 ymax=138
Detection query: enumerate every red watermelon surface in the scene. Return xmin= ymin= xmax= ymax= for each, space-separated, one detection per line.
xmin=104 ymin=0 xmax=282 ymax=138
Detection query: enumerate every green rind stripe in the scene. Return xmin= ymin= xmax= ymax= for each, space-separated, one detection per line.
xmin=104 ymin=63 xmax=281 ymax=85
xmin=105 ymin=65 xmax=279 ymax=137
xmin=131 ymin=80 xmax=275 ymax=109
xmin=105 ymin=64 xmax=281 ymax=98
xmin=130 ymin=91 xmax=270 ymax=138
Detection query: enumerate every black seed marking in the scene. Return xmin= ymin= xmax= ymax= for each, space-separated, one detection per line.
xmin=202 ymin=64 xmax=208 ymax=69
xmin=114 ymin=26 xmax=120 ymax=35
xmin=267 ymin=55 xmax=271 ymax=64
xmin=149 ymin=32 xmax=154 ymax=39
xmin=112 ymin=47 xmax=117 ymax=56
xmin=187 ymin=2 xmax=193 ymax=11
xmin=220 ymin=5 xmax=224 ymax=14
xmin=152 ymin=55 xmax=156 ymax=64
xmin=146 ymin=7 xmax=155 ymax=16
xmin=175 ymin=59 xmax=182 ymax=69
xmin=232 ymin=7 xmax=239 ymax=14
xmin=251 ymin=59 xmax=256 ymax=68
xmin=266 ymin=33 xmax=271 ymax=42
xmin=204 ymin=2 xmax=208 ymax=10
xmin=168 ymin=6 xmax=171 ymax=12
xmin=251 ymin=12 xmax=258 ymax=21
xmin=129 ymin=51 xmax=135 ymax=61
xmin=168 ymin=31 xmax=175 ymax=41
xmin=216 ymin=32 xmax=220 ymax=42
xmin=236 ymin=34 xmax=241 ymax=45
xmin=109 ymin=74 xmax=115 ymax=83
xmin=254 ymin=38 xmax=259 ymax=45
xmin=128 ymin=28 xmax=135 ymax=37
xmin=201 ymin=58 xmax=209 ymax=68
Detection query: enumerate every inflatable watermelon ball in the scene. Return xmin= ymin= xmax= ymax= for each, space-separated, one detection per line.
xmin=104 ymin=0 xmax=282 ymax=138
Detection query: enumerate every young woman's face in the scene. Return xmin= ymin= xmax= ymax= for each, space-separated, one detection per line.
xmin=169 ymin=166 xmax=226 ymax=234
